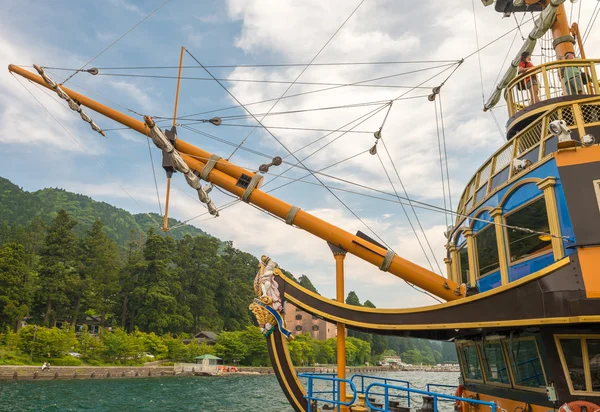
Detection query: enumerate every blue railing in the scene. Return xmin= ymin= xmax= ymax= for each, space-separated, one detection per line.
xmin=351 ymin=374 xmax=411 ymax=407
xmin=365 ymin=382 xmax=497 ymax=412
xmin=425 ymin=383 xmax=458 ymax=403
xmin=297 ymin=373 xmax=357 ymax=410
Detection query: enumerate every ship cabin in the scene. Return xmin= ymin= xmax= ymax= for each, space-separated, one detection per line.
xmin=445 ymin=57 xmax=600 ymax=294
xmin=446 ymin=58 xmax=600 ymax=410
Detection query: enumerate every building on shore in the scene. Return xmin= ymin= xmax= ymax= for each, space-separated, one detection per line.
xmin=284 ymin=303 xmax=338 ymax=340
xmin=183 ymin=331 xmax=219 ymax=345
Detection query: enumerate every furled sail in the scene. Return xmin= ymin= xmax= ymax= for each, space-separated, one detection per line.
xmin=483 ymin=0 xmax=566 ymax=111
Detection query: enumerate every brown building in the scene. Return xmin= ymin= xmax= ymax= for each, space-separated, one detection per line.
xmin=285 ymin=303 xmax=338 ymax=340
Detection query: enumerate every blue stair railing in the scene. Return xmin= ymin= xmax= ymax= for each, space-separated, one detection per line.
xmin=365 ymin=382 xmax=497 ymax=412
xmin=297 ymin=373 xmax=358 ymax=411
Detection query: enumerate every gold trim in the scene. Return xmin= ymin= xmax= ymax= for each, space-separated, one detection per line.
xmin=537 ymin=178 xmax=565 ymax=260
xmin=454 ymin=157 xmax=554 ymax=231
xmin=279 ymin=257 xmax=571 ymax=315
xmin=285 ymin=293 xmax=600 ymax=331
xmin=498 ymin=178 xmax=543 ymax=208
xmin=593 ymin=179 xmax=600 ymax=213
xmin=270 ymin=333 xmax=305 ymax=411
xmin=553 ymin=334 xmax=600 ymax=395
xmin=465 ymin=229 xmax=477 ymax=286
xmin=503 ymin=195 xmax=554 ymax=267
xmin=491 ymin=207 xmax=509 ymax=285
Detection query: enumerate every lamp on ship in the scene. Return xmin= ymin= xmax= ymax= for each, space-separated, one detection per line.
xmin=549 ymin=120 xmax=577 ymax=149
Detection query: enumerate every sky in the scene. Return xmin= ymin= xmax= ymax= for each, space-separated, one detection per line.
xmin=0 ymin=0 xmax=598 ymax=309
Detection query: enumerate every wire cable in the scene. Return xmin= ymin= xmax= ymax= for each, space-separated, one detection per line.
xmin=12 ymin=73 xmax=163 ymax=230
xmin=61 ymin=0 xmax=173 ymax=85
xmin=146 ymin=137 xmax=163 ymax=216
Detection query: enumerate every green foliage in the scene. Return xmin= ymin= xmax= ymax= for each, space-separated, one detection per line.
xmin=0 ymin=243 xmax=37 ymax=329
xmin=17 ymin=325 xmax=77 ymax=360
xmin=298 ymin=275 xmax=319 ymax=294
xmin=345 ymin=291 xmax=361 ymax=306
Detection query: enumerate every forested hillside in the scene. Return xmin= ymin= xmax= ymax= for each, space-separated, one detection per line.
xmin=0 ymin=177 xmax=456 ymax=365
xmin=0 ymin=177 xmax=209 ymax=247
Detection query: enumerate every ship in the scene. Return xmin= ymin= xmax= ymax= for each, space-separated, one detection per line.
xmin=6 ymin=0 xmax=600 ymax=411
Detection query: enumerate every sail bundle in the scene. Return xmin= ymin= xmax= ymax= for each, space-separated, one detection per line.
xmin=33 ymin=65 xmax=105 ymax=136
xmin=144 ymin=117 xmax=219 ymax=216
xmin=484 ymin=0 xmax=566 ymax=111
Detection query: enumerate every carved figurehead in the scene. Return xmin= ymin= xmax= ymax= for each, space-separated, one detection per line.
xmin=254 ymin=255 xmax=283 ymax=313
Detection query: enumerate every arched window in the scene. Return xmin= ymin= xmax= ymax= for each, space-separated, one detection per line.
xmin=295 ymin=314 xmax=302 ymax=320
xmin=455 ymin=231 xmax=469 ymax=285
xmin=295 ymin=325 xmax=302 ymax=331
xmin=475 ymin=225 xmax=500 ymax=277
xmin=505 ymin=197 xmax=552 ymax=263
xmin=312 ymin=325 xmax=319 ymax=331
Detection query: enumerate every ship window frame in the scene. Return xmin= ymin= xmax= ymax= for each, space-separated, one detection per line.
xmin=473 ymin=224 xmax=501 ymax=278
xmin=503 ymin=195 xmax=553 ymax=266
xmin=477 ymin=341 xmax=512 ymax=388
xmin=555 ymin=334 xmax=600 ymax=395
xmin=457 ymin=342 xmax=485 ymax=383
xmin=457 ymin=245 xmax=470 ymax=286
xmin=503 ymin=336 xmax=547 ymax=392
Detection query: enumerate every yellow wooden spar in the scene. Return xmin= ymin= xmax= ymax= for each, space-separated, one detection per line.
xmin=7 ymin=63 xmax=460 ymax=302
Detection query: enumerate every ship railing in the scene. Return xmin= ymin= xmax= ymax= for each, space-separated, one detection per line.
xmin=297 ymin=372 xmax=358 ymax=410
xmin=505 ymin=58 xmax=600 ymax=117
xmin=454 ymin=97 xmax=600 ymax=226
xmin=351 ymin=374 xmax=411 ymax=407
xmin=425 ymin=383 xmax=458 ymax=402
xmin=365 ymin=382 xmax=497 ymax=412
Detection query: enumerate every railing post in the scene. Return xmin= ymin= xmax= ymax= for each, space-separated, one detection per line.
xmin=407 ymin=382 xmax=411 ymax=408
xmin=589 ymin=62 xmax=599 ymax=95
xmin=541 ymin=66 xmax=551 ymax=100
xmin=433 ymin=395 xmax=438 ymax=412
xmin=385 ymin=384 xmax=389 ymax=411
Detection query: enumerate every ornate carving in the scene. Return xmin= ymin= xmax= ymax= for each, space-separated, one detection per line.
xmin=249 ymin=255 xmax=292 ymax=339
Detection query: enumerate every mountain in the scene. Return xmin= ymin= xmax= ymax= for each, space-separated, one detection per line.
xmin=0 ymin=176 xmax=210 ymax=247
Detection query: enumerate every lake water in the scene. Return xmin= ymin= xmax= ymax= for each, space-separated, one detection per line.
xmin=0 ymin=371 xmax=460 ymax=411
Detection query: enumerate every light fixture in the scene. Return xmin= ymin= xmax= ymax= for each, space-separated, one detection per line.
xmin=538 ymin=234 xmax=552 ymax=242
xmin=549 ymin=120 xmax=576 ymax=149
xmin=582 ymin=134 xmax=596 ymax=147
xmin=481 ymin=0 xmax=494 ymax=6
xmin=513 ymin=0 xmax=524 ymax=6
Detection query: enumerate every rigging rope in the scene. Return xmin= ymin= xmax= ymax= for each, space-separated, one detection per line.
xmin=61 ymin=0 xmax=173 ymax=85
xmin=438 ymin=94 xmax=453 ymax=213
xmin=90 ymin=72 xmax=433 ymax=90
xmin=146 ymin=137 xmax=163 ymax=216
xmin=173 ymin=62 xmax=456 ymax=120
xmin=471 ymin=0 xmax=486 ymax=105
xmin=43 ymin=60 xmax=462 ymax=71
xmin=221 ymin=0 xmax=365 ymax=161
xmin=434 ymin=99 xmax=449 ymax=229
xmin=12 ymin=74 xmax=163 ymax=230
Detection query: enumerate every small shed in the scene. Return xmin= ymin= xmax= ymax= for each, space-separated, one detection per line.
xmin=195 ymin=354 xmax=222 ymax=368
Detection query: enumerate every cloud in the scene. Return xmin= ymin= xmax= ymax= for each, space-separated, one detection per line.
xmin=108 ymin=0 xmax=144 ymax=16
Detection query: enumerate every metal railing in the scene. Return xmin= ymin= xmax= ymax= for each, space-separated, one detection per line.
xmin=454 ymin=97 xmax=600 ymax=227
xmin=365 ymin=382 xmax=497 ymax=412
xmin=505 ymin=59 xmax=600 ymax=117
xmin=297 ymin=372 xmax=357 ymax=410
xmin=425 ymin=383 xmax=458 ymax=402
xmin=351 ymin=374 xmax=411 ymax=407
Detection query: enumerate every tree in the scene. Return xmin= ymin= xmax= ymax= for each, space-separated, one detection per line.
xmin=401 ymin=349 xmax=423 ymax=365
xmin=298 ymin=275 xmax=319 ymax=294
xmin=345 ymin=291 xmax=361 ymax=306
xmin=38 ymin=210 xmax=79 ymax=326
xmin=0 ymin=243 xmax=37 ymax=331
xmin=75 ymin=220 xmax=121 ymax=326
xmin=214 ymin=331 xmax=248 ymax=364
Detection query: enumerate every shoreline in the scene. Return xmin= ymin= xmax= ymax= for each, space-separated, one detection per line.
xmin=0 ymin=365 xmax=459 ymax=382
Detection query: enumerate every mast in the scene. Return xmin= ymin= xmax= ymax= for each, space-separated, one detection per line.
xmin=550 ymin=2 xmax=575 ymax=59
xmin=8 ymin=64 xmax=460 ymax=302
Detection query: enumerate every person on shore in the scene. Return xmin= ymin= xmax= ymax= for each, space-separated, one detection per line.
xmin=562 ymin=51 xmax=584 ymax=95
xmin=41 ymin=362 xmax=48 ymax=371
xmin=518 ymin=51 xmax=540 ymax=105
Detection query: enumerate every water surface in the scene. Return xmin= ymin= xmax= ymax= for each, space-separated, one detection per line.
xmin=0 ymin=371 xmax=459 ymax=411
